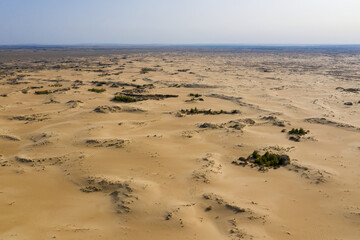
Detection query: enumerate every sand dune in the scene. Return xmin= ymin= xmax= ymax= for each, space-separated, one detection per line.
xmin=0 ymin=47 xmax=359 ymax=239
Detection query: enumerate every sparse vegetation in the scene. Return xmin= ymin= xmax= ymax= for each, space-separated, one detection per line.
xmin=113 ymin=95 xmax=138 ymax=103
xmin=88 ymin=88 xmax=106 ymax=93
xmin=288 ymin=128 xmax=308 ymax=135
xmin=233 ymin=150 xmax=290 ymax=169
xmin=49 ymin=83 xmax=62 ymax=87
xmin=180 ymin=108 xmax=239 ymax=115
xmin=189 ymin=93 xmax=202 ymax=97
xmin=140 ymin=68 xmax=155 ymax=74
xmin=186 ymin=93 xmax=204 ymax=102
xmin=35 ymin=90 xmax=52 ymax=95
xmin=178 ymin=69 xmax=190 ymax=72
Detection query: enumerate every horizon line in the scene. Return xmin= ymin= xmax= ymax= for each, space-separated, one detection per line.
xmin=1 ymin=43 xmax=360 ymax=48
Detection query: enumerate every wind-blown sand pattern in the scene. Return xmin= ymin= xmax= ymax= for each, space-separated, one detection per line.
xmin=0 ymin=47 xmax=359 ymax=239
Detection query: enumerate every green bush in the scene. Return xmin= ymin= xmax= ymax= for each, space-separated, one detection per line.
xmin=140 ymin=68 xmax=155 ymax=74
xmin=180 ymin=108 xmax=239 ymax=115
xmin=252 ymin=150 xmax=260 ymax=159
xmin=190 ymin=107 xmax=198 ymax=114
xmin=35 ymin=90 xmax=51 ymax=95
xmin=288 ymin=128 xmax=308 ymax=135
xmin=113 ymin=95 xmax=137 ymax=103
xmin=49 ymin=83 xmax=62 ymax=87
xmin=253 ymin=151 xmax=289 ymax=167
xmin=189 ymin=93 xmax=202 ymax=97
xmin=233 ymin=151 xmax=290 ymax=168
xmin=88 ymin=88 xmax=106 ymax=93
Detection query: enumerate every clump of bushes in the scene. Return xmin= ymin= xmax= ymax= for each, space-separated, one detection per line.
xmin=254 ymin=151 xmax=289 ymax=167
xmin=113 ymin=95 xmax=138 ymax=103
xmin=35 ymin=90 xmax=52 ymax=95
xmin=186 ymin=93 xmax=204 ymax=102
xmin=140 ymin=68 xmax=155 ymax=74
xmin=233 ymin=150 xmax=290 ymax=169
xmin=288 ymin=128 xmax=308 ymax=135
xmin=189 ymin=93 xmax=202 ymax=97
xmin=180 ymin=108 xmax=239 ymax=115
xmin=88 ymin=88 xmax=106 ymax=93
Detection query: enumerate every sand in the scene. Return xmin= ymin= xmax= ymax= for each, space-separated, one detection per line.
xmin=0 ymin=47 xmax=359 ymax=239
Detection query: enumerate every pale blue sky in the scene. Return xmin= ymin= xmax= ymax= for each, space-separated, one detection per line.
xmin=1 ymin=0 xmax=359 ymax=45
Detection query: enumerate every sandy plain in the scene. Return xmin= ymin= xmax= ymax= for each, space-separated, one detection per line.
xmin=0 ymin=47 xmax=359 ymax=240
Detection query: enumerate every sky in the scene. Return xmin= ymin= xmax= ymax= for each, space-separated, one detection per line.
xmin=0 ymin=0 xmax=360 ymax=45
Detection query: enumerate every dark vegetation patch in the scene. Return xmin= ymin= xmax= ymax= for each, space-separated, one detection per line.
xmin=35 ymin=90 xmax=52 ymax=95
xmin=189 ymin=93 xmax=202 ymax=98
xmin=91 ymin=80 xmax=154 ymax=90
xmin=177 ymin=69 xmax=190 ymax=72
xmin=180 ymin=108 xmax=239 ymax=115
xmin=288 ymin=128 xmax=309 ymax=135
xmin=88 ymin=88 xmax=106 ymax=93
xmin=113 ymin=93 xmax=178 ymax=103
xmin=140 ymin=67 xmax=156 ymax=74
xmin=113 ymin=95 xmax=138 ymax=103
xmin=232 ymin=151 xmax=290 ymax=169
xmin=186 ymin=93 xmax=204 ymax=102
xmin=336 ymin=87 xmax=360 ymax=93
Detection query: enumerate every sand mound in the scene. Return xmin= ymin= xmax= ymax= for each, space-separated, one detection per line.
xmin=85 ymin=139 xmax=128 ymax=148
xmin=286 ymin=161 xmax=333 ymax=184
xmin=81 ymin=176 xmax=138 ymax=214
xmin=9 ymin=113 xmax=50 ymax=122
xmin=192 ymin=154 xmax=222 ymax=183
xmin=0 ymin=134 xmax=21 ymax=141
xmin=93 ymin=105 xmax=144 ymax=113
xmin=305 ymin=117 xmax=360 ymax=131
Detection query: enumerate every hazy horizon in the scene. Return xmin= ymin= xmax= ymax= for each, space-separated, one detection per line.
xmin=1 ymin=0 xmax=360 ymax=45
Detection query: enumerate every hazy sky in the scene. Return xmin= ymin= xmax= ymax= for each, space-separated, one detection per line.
xmin=1 ymin=0 xmax=360 ymax=45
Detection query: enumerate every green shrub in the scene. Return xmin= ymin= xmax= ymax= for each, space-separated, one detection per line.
xmin=189 ymin=107 xmax=198 ymax=114
xmin=253 ymin=151 xmax=289 ymax=167
xmin=35 ymin=90 xmax=51 ymax=95
xmin=180 ymin=108 xmax=239 ymax=115
xmin=233 ymin=151 xmax=290 ymax=168
xmin=140 ymin=68 xmax=155 ymax=74
xmin=49 ymin=83 xmax=62 ymax=87
xmin=88 ymin=88 xmax=106 ymax=93
xmin=288 ymin=128 xmax=308 ymax=135
xmin=189 ymin=93 xmax=202 ymax=98
xmin=252 ymin=150 xmax=260 ymax=159
xmin=113 ymin=95 xmax=137 ymax=103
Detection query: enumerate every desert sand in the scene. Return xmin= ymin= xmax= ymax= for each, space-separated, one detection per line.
xmin=0 ymin=47 xmax=359 ymax=240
